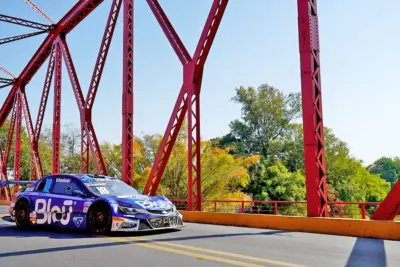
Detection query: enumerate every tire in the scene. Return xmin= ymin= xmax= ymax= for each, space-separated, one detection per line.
xmin=87 ymin=202 xmax=112 ymax=234
xmin=14 ymin=200 xmax=30 ymax=228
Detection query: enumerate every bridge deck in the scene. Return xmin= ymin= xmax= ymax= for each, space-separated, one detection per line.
xmin=0 ymin=206 xmax=399 ymax=267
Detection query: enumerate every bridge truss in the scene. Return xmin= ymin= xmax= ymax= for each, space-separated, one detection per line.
xmin=0 ymin=0 xmax=398 ymax=219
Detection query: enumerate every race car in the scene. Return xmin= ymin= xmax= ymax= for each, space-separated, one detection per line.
xmin=8 ymin=173 xmax=184 ymax=233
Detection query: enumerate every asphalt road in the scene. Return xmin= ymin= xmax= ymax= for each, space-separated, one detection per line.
xmin=0 ymin=206 xmax=399 ymax=267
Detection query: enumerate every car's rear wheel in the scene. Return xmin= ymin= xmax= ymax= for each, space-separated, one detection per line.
xmin=87 ymin=202 xmax=112 ymax=234
xmin=14 ymin=201 xmax=30 ymax=228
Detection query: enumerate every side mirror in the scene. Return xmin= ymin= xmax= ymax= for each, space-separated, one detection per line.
xmin=72 ymin=189 xmax=86 ymax=198
xmin=138 ymin=189 xmax=143 ymax=194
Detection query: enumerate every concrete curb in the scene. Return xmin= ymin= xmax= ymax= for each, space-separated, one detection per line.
xmin=180 ymin=211 xmax=400 ymax=241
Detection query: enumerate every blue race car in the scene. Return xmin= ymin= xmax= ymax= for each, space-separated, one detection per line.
xmin=8 ymin=173 xmax=184 ymax=233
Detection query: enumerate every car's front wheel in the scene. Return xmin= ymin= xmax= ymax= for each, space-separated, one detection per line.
xmin=14 ymin=200 xmax=30 ymax=228
xmin=87 ymin=202 xmax=112 ymax=234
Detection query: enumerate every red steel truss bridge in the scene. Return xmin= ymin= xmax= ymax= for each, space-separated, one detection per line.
xmin=0 ymin=0 xmax=399 ymax=222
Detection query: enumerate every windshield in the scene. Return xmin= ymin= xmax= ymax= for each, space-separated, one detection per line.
xmin=84 ymin=179 xmax=140 ymax=196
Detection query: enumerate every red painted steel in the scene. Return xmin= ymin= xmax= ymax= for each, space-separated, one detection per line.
xmin=0 ymin=0 xmax=103 ymax=130
xmin=0 ymin=1 xmax=104 ymax=184
xmin=34 ymin=44 xmax=56 ymax=141
xmin=297 ymin=0 xmax=328 ymax=217
xmin=0 ymin=101 xmax=17 ymax=200
xmin=52 ymin=41 xmax=62 ymax=174
xmin=0 ymin=66 xmax=16 ymax=78
xmin=24 ymin=0 xmax=54 ymax=24
xmin=13 ymin=93 xmax=22 ymax=193
xmin=86 ymin=0 xmax=122 ymax=111
xmin=2 ymin=0 xmax=396 ymax=219
xmin=371 ymin=179 xmax=400 ymax=220
xmin=171 ymin=199 xmax=381 ymax=220
xmin=59 ymin=38 xmax=107 ymax=175
xmin=122 ymin=0 xmax=134 ymax=185
xmin=20 ymin=88 xmax=43 ymax=179
xmin=144 ymin=0 xmax=228 ymax=211
xmin=0 ymin=142 xmax=11 ymax=201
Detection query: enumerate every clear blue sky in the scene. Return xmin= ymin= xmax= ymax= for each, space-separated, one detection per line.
xmin=1 ymin=0 xmax=400 ymax=166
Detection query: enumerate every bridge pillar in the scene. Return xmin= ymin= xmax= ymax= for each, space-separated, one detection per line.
xmin=297 ymin=0 xmax=328 ymax=217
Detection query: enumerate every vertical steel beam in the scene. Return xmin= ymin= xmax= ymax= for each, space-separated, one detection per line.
xmin=13 ymin=93 xmax=22 ymax=193
xmin=3 ymin=101 xmax=17 ymax=198
xmin=297 ymin=0 xmax=328 ymax=217
xmin=184 ymin=63 xmax=202 ymax=211
xmin=80 ymin=123 xmax=89 ymax=173
xmin=52 ymin=41 xmax=62 ymax=174
xmin=122 ymin=0 xmax=134 ymax=185
xmin=0 ymin=143 xmax=10 ymax=200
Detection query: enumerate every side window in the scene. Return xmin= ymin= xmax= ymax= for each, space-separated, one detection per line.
xmin=35 ymin=178 xmax=53 ymax=193
xmin=52 ymin=178 xmax=80 ymax=196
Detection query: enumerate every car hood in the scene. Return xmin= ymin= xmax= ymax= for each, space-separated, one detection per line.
xmin=104 ymin=194 xmax=175 ymax=211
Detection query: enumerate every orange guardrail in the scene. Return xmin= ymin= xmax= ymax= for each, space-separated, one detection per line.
xmin=180 ymin=210 xmax=400 ymax=241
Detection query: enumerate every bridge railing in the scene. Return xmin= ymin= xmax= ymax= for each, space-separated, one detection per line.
xmin=171 ymin=200 xmax=382 ymax=220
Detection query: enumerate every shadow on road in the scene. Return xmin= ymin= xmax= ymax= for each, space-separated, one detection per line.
xmin=0 ymin=216 xmax=288 ymax=258
xmin=345 ymin=238 xmax=387 ymax=267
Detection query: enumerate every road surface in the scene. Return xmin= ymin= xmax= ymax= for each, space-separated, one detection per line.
xmin=0 ymin=205 xmax=399 ymax=267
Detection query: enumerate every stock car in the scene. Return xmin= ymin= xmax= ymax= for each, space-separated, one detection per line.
xmin=8 ymin=174 xmax=184 ymax=233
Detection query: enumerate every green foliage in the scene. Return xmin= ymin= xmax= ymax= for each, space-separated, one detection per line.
xmin=1 ymin=81 xmax=394 ymax=220
xmin=246 ymin=160 xmax=305 ymax=201
xmin=367 ymin=156 xmax=400 ymax=184
xmin=229 ymin=83 xmax=301 ymax=157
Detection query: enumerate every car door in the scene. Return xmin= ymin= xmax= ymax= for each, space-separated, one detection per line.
xmin=48 ymin=176 xmax=88 ymax=229
xmin=29 ymin=176 xmax=55 ymax=226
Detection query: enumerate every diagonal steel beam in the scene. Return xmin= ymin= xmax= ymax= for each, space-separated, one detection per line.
xmin=0 ymin=0 xmax=104 ymax=130
xmin=146 ymin=0 xmax=191 ymax=65
xmin=0 ymin=30 xmax=47 ymax=45
xmin=85 ymin=0 xmax=122 ymax=111
xmin=0 ymin=14 xmax=50 ymax=30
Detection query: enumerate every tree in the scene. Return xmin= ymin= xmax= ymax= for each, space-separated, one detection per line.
xmin=367 ymin=157 xmax=400 ymax=184
xmin=100 ymin=139 xmax=150 ymax=189
xmin=61 ymin=124 xmax=81 ymax=157
xmin=229 ymin=83 xmax=301 ymax=157
xmin=246 ymin=161 xmax=305 ymax=201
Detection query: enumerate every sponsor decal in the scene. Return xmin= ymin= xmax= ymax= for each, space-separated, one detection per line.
xmin=30 ymin=211 xmax=37 ymax=224
xmin=34 ymin=198 xmax=73 ymax=225
xmin=151 ymin=218 xmax=163 ymax=228
xmin=86 ymin=183 xmax=107 ymax=186
xmin=111 ymin=216 xmax=125 ymax=231
xmin=43 ymin=178 xmax=53 ymax=193
xmin=83 ymin=201 xmax=92 ymax=213
xmin=56 ymin=178 xmax=71 ymax=183
xmin=149 ymin=216 xmax=178 ymax=228
xmin=96 ymin=187 xmax=110 ymax=195
xmin=73 ymin=217 xmax=83 ymax=227
xmin=134 ymin=200 xmax=171 ymax=210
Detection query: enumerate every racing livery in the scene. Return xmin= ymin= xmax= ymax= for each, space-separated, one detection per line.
xmin=8 ymin=174 xmax=184 ymax=233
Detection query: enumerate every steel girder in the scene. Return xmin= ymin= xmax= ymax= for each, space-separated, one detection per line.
xmin=297 ymin=0 xmax=328 ymax=217
xmin=143 ymin=0 xmax=229 ymax=211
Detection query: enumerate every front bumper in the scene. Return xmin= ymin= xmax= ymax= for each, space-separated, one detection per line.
xmin=111 ymin=213 xmax=185 ymax=232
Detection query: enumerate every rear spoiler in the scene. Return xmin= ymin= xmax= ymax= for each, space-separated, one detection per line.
xmin=0 ymin=180 xmax=35 ymax=187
